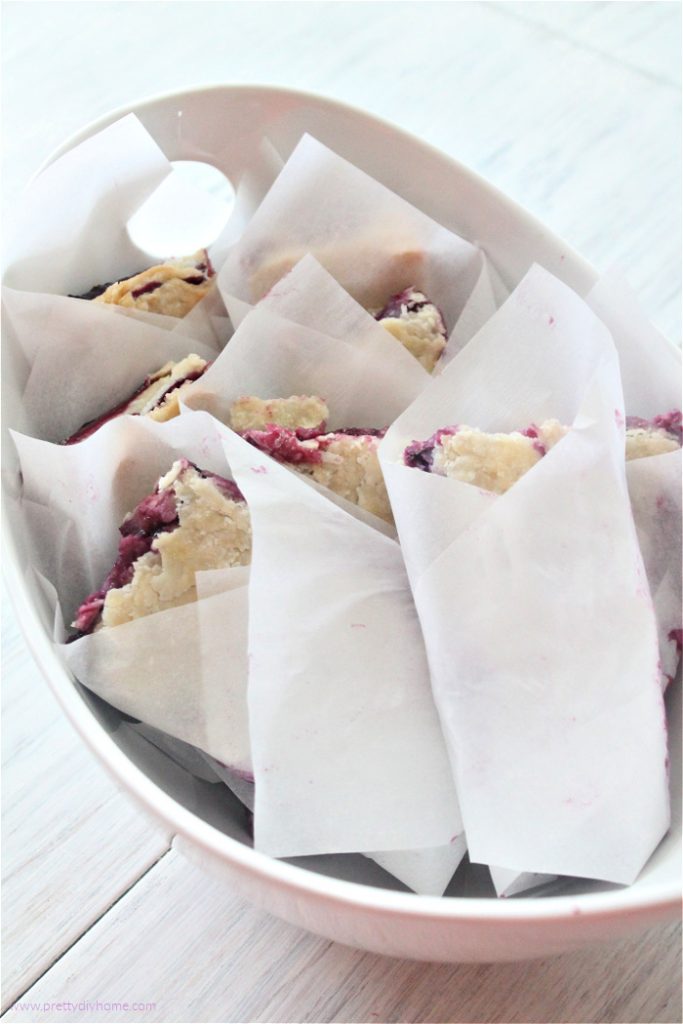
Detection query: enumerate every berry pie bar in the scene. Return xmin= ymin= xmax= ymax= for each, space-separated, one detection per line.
xmin=373 ymin=287 xmax=448 ymax=372
xmin=243 ymin=425 xmax=391 ymax=523
xmin=229 ymin=395 xmax=391 ymax=522
xmin=71 ymin=460 xmax=251 ymax=636
xmin=405 ymin=411 xmax=682 ymax=493
xmin=75 ymin=250 xmax=215 ymax=317
xmin=229 ymin=395 xmax=329 ymax=434
xmin=623 ymin=412 xmax=682 ymax=458
xmin=63 ymin=354 xmax=209 ymax=444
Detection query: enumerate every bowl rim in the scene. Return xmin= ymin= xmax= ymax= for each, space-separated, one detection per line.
xmin=4 ymin=81 xmax=680 ymax=924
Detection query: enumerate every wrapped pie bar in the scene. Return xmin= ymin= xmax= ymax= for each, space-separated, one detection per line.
xmin=222 ymin=256 xmax=432 ymax=389
xmin=2 ymin=281 xmax=219 ymax=445
xmin=379 ymin=265 xmax=671 ymax=885
xmin=64 ymin=354 xmax=209 ymax=444
xmin=12 ymin=412 xmax=254 ymax=769
xmin=181 ymin=297 xmax=430 ymax=529
xmin=226 ymin=391 xmax=391 ymax=523
xmin=218 ymin=134 xmax=483 ymax=335
xmin=221 ymin=427 xmax=463 ymax=860
xmin=71 ymin=458 xmax=250 ymax=635
xmin=404 ymin=412 xmax=682 ymax=492
xmin=240 ymin=422 xmax=391 ymax=524
xmin=82 ymin=250 xmax=215 ymax=318
xmin=373 ymin=287 xmax=448 ymax=372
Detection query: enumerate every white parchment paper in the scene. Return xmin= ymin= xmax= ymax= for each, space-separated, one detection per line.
xmin=380 ymin=264 xmax=671 ymax=884
xmin=586 ymin=270 xmax=682 ymax=687
xmin=10 ymin=412 xmax=251 ymax=768
xmin=203 ymin=758 xmax=465 ymax=895
xmin=218 ymin=134 xmax=484 ymax=333
xmin=222 ymin=427 xmax=463 ymax=859
xmin=2 ymin=285 xmax=218 ymax=444
xmin=2 ymin=113 xmax=242 ymax=353
xmin=183 ymin=294 xmax=429 ymax=434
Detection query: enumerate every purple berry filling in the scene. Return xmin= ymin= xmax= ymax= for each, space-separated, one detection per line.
xmin=130 ymin=280 xmax=163 ymax=300
xmin=404 ymin=426 xmax=460 ymax=471
xmin=331 ymin=427 xmax=386 ymax=439
xmin=626 ymin=410 xmax=682 ymax=445
xmin=374 ymin=286 xmax=448 ymax=337
xmin=62 ymin=364 xmax=210 ymax=445
xmin=375 ymin=289 xmax=430 ymax=320
xmin=242 ymin=424 xmax=386 ymax=466
xmin=70 ymin=272 xmax=139 ymax=299
xmin=63 ymin=381 xmax=152 ymax=445
xmin=521 ymin=425 xmax=547 ymax=456
xmin=669 ymin=628 xmax=683 ymax=655
xmin=243 ymin=426 xmax=324 ymax=465
xmin=71 ymin=251 xmax=214 ymax=303
xmin=69 ymin=459 xmax=243 ymax=639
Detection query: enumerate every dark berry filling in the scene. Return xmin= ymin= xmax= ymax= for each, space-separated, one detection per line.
xmin=62 ymin=364 xmax=210 ymax=445
xmin=669 ymin=628 xmax=683 ymax=655
xmin=130 ymin=280 xmax=163 ymax=300
xmin=69 ymin=459 xmax=242 ymax=639
xmin=63 ymin=380 xmax=152 ymax=445
xmin=626 ymin=411 xmax=682 ymax=445
xmin=330 ymin=427 xmax=386 ymax=438
xmin=521 ymin=425 xmax=547 ymax=456
xmin=404 ymin=427 xmax=460 ymax=471
xmin=70 ymin=274 xmax=137 ymax=301
xmin=375 ymin=287 xmax=431 ymax=321
xmin=71 ymin=250 xmax=214 ymax=302
xmin=243 ymin=426 xmax=324 ymax=465
xmin=242 ymin=424 xmax=386 ymax=466
xmin=374 ymin=287 xmax=447 ymax=338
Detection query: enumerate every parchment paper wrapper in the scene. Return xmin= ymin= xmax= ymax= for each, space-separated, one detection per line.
xmin=3 ymin=115 xmax=169 ymax=293
xmin=221 ymin=428 xmax=463 ymax=860
xmin=2 ymin=285 xmax=218 ymax=444
xmin=488 ymin=867 xmax=556 ymax=898
xmin=204 ymin=757 xmax=464 ymax=896
xmin=11 ymin=407 xmax=464 ymax=891
xmin=10 ymin=412 xmax=251 ymax=768
xmin=380 ymin=265 xmax=670 ymax=884
xmin=222 ymin=249 xmax=499 ymax=375
xmin=183 ymin=283 xmax=430 ymax=437
xmin=626 ymin=453 xmax=682 ymax=688
xmin=222 ymin=253 xmax=431 ymax=381
xmin=365 ymin=841 xmax=466 ymax=897
xmin=2 ymin=113 xmax=238 ymax=351
xmin=586 ymin=270 xmax=682 ymax=687
xmin=218 ymin=134 xmax=484 ymax=335
xmin=198 ymin=561 xmax=464 ymax=893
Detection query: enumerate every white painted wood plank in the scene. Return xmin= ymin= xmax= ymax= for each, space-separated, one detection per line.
xmin=2 ymin=3 xmax=679 ymax=338
xmin=2 ymin=847 xmax=680 ymax=1024
xmin=504 ymin=0 xmax=682 ymax=86
xmin=1 ymin=4 xmax=681 ymax=1021
xmin=1 ymin=589 xmax=172 ymax=1010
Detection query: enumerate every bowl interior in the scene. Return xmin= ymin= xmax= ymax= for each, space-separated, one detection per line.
xmin=3 ymin=84 xmax=681 ymax=908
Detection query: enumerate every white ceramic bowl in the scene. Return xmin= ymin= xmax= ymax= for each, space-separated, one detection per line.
xmin=3 ymin=85 xmax=680 ymax=962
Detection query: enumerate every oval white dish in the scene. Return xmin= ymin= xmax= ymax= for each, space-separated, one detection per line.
xmin=2 ymin=84 xmax=680 ymax=963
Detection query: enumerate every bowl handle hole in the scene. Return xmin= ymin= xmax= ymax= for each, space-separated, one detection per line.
xmin=126 ymin=160 xmax=235 ymax=261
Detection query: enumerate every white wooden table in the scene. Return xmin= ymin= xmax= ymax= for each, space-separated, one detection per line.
xmin=2 ymin=4 xmax=681 ymax=1021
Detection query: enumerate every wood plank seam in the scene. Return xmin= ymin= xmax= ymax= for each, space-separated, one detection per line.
xmin=1 ymin=845 xmax=174 ymax=1016
xmin=486 ymin=2 xmax=680 ymax=91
